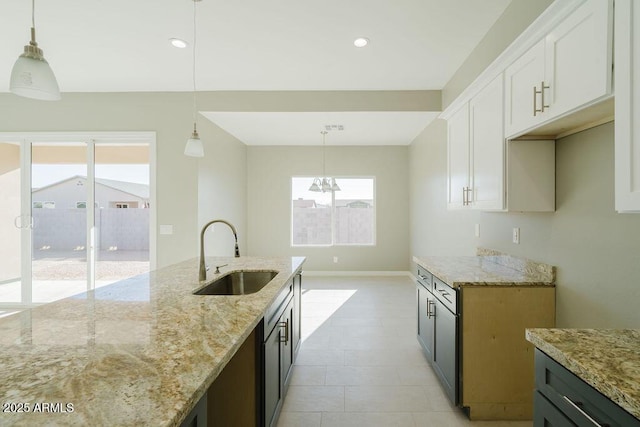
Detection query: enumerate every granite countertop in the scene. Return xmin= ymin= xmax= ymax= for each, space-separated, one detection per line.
xmin=413 ymin=248 xmax=555 ymax=288
xmin=0 ymin=256 xmax=305 ymax=427
xmin=526 ymin=328 xmax=640 ymax=420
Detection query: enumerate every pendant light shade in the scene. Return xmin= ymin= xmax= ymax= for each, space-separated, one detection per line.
xmin=184 ymin=0 xmax=204 ymax=157
xmin=10 ymin=2 xmax=60 ymax=101
xmin=184 ymin=127 xmax=204 ymax=157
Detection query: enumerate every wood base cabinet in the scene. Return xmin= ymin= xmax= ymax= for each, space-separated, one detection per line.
xmin=416 ymin=266 xmax=556 ymax=420
xmin=460 ymin=286 xmax=555 ymax=420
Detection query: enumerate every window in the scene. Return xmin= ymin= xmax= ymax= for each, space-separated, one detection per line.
xmin=76 ymin=202 xmax=87 ymax=209
xmin=33 ymin=201 xmax=55 ymax=209
xmin=292 ymin=177 xmax=375 ymax=246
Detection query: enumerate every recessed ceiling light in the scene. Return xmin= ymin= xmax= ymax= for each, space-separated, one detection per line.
xmin=354 ymin=37 xmax=369 ymax=48
xmin=169 ymin=38 xmax=188 ymax=49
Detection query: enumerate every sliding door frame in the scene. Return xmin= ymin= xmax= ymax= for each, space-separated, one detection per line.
xmin=0 ymin=131 xmax=156 ymax=308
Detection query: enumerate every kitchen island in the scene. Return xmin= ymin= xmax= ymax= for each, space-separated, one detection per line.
xmin=0 ymin=256 xmax=305 ymax=427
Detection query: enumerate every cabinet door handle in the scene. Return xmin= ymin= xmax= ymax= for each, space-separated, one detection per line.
xmin=534 ymin=81 xmax=550 ymax=116
xmin=540 ymin=81 xmax=550 ymax=113
xmin=562 ymin=396 xmax=605 ymax=427
xmin=462 ymin=187 xmax=472 ymax=206
xmin=427 ymin=300 xmax=435 ymax=319
xmin=279 ymin=320 xmax=289 ymax=344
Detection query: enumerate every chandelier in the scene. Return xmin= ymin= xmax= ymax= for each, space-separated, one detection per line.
xmin=309 ymin=131 xmax=340 ymax=193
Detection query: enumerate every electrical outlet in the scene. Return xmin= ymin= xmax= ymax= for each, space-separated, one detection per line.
xmin=333 ymin=256 xmax=338 ymax=263
xmin=512 ymin=227 xmax=520 ymax=244
xmin=475 ymin=223 xmax=480 ymax=238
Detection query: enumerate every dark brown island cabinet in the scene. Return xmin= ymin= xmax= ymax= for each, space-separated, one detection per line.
xmin=181 ymin=271 xmax=303 ymax=427
xmin=533 ymin=349 xmax=640 ymax=427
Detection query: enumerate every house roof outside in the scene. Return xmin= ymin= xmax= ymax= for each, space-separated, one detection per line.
xmin=33 ymin=175 xmax=150 ymax=200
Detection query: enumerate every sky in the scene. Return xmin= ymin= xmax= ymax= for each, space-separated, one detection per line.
xmin=32 ymin=164 xmax=150 ymax=188
xmin=291 ymin=177 xmax=374 ymax=203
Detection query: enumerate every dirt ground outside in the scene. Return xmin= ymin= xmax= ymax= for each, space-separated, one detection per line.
xmin=32 ymin=250 xmax=150 ymax=281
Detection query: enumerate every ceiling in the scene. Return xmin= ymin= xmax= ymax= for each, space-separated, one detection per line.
xmin=1 ymin=0 xmax=512 ymax=145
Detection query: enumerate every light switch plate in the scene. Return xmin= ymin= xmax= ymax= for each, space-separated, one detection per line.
xmin=512 ymin=227 xmax=520 ymax=244
xmin=160 ymin=225 xmax=173 ymax=235
xmin=475 ymin=223 xmax=480 ymax=238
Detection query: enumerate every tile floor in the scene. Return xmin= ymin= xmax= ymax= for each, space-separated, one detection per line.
xmin=277 ymin=275 xmax=532 ymax=427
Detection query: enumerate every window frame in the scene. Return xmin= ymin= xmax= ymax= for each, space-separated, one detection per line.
xmin=290 ymin=176 xmax=376 ymax=247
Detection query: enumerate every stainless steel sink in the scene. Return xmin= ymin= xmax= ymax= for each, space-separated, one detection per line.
xmin=194 ymin=271 xmax=278 ymax=295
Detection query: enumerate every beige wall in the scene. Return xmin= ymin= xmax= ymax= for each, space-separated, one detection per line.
xmin=410 ymin=122 xmax=640 ymax=328
xmin=0 ymin=92 xmax=247 ymax=269
xmin=410 ymin=2 xmax=640 ymax=328
xmin=247 ymin=145 xmax=409 ymax=271
xmin=442 ymin=0 xmax=553 ymax=109
xmin=197 ymin=118 xmax=248 ymax=259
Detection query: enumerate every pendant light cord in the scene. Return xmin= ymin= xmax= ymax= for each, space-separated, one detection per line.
xmin=192 ymin=0 xmax=198 ymax=129
xmin=322 ymin=131 xmax=327 ymax=177
xmin=31 ymin=0 xmax=35 ymax=28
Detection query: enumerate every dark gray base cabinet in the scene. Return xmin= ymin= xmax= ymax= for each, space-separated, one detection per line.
xmin=534 ymin=349 xmax=640 ymax=427
xmin=261 ymin=272 xmax=301 ymax=427
xmin=416 ymin=266 xmax=459 ymax=405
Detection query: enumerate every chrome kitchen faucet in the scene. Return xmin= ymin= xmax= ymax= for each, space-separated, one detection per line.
xmin=199 ymin=219 xmax=240 ymax=281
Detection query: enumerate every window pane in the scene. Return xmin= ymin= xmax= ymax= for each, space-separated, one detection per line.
xmin=291 ymin=177 xmax=375 ymax=246
xmin=334 ymin=178 xmax=375 ymax=245
xmin=292 ymin=177 xmax=332 ymax=245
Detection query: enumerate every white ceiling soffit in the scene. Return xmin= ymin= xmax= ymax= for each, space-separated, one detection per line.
xmin=0 ymin=0 xmax=511 ymax=92
xmin=202 ymin=111 xmax=439 ymax=146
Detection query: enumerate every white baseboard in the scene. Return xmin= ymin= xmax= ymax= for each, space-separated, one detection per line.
xmin=303 ymin=270 xmax=413 ymax=278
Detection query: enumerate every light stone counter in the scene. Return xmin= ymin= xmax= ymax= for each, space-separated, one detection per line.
xmin=526 ymin=328 xmax=640 ymax=420
xmin=0 ymin=256 xmax=305 ymax=427
xmin=413 ymin=248 xmax=554 ymax=288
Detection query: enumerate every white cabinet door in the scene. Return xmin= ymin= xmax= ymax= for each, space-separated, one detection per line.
xmin=447 ymin=104 xmax=470 ymax=209
xmin=470 ymin=73 xmax=504 ymax=211
xmin=504 ymin=0 xmax=612 ymax=139
xmin=615 ymin=0 xmax=640 ymax=212
xmin=504 ymin=40 xmax=546 ymax=138
xmin=545 ymin=0 xmax=613 ymax=117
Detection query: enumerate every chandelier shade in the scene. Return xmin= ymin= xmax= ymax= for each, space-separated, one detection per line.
xmin=308 ymin=131 xmax=340 ymax=193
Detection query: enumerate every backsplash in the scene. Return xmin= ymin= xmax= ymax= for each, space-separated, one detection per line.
xmin=477 ymin=247 xmax=555 ymax=283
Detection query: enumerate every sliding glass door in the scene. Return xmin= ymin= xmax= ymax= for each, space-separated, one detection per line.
xmin=0 ymin=133 xmax=154 ymax=312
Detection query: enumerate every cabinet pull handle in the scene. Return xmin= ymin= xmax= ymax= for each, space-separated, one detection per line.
xmin=427 ymin=300 xmax=435 ymax=319
xmin=540 ymin=81 xmax=550 ymax=113
xmin=534 ymin=81 xmax=550 ymax=116
xmin=462 ymin=187 xmax=472 ymax=206
xmin=562 ymin=396 xmax=605 ymax=427
xmin=279 ymin=320 xmax=289 ymax=344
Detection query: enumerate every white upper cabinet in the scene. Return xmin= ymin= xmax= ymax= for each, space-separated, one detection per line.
xmin=504 ymin=40 xmax=546 ymax=137
xmin=469 ymin=73 xmax=505 ymax=211
xmin=504 ymin=0 xmax=613 ymax=138
xmin=544 ymin=0 xmax=613 ymax=116
xmin=447 ymin=104 xmax=470 ymax=209
xmin=615 ymin=0 xmax=640 ymax=212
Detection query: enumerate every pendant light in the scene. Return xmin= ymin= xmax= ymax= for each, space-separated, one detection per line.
xmin=10 ymin=0 xmax=60 ymax=101
xmin=309 ymin=131 xmax=340 ymax=193
xmin=184 ymin=0 xmax=205 ymax=157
